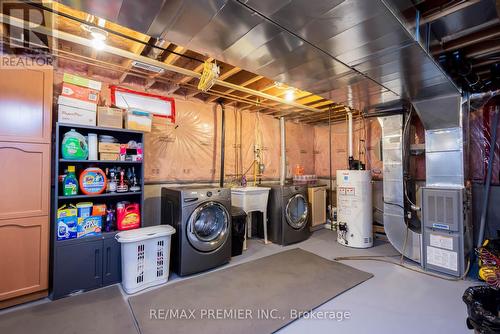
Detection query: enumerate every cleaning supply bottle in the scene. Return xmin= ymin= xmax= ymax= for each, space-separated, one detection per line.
xmin=63 ymin=166 xmax=78 ymax=196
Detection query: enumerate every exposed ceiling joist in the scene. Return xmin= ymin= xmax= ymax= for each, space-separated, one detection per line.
xmin=163 ymin=45 xmax=185 ymax=65
xmin=433 ymin=23 xmax=500 ymax=54
xmin=206 ymin=74 xmax=263 ymax=103
xmin=176 ymin=57 xmax=213 ymax=84
xmin=419 ymin=0 xmax=483 ymax=25
xmin=218 ymin=66 xmax=242 ymax=80
xmin=0 ymin=13 xmax=330 ymax=114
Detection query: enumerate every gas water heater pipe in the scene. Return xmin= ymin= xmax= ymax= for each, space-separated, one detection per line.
xmin=219 ymin=102 xmax=226 ymax=188
xmin=347 ymin=111 xmax=354 ymax=169
xmin=280 ymin=117 xmax=286 ymax=186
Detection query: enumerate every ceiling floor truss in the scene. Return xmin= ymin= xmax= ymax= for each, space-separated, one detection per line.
xmin=1 ymin=12 xmax=354 ymax=123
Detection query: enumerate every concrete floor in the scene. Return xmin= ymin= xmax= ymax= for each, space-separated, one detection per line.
xmin=1 ymin=229 xmax=477 ymax=333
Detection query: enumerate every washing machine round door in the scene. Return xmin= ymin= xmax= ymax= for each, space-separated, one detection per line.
xmin=285 ymin=194 xmax=309 ymax=230
xmin=187 ymin=201 xmax=229 ymax=252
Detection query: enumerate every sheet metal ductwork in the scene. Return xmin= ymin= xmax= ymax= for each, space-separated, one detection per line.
xmin=413 ymin=95 xmax=465 ymax=189
xmin=380 ymin=94 xmax=464 ymax=263
xmin=380 ymin=114 xmax=421 ymax=262
xmin=61 ymin=0 xmax=460 ymax=111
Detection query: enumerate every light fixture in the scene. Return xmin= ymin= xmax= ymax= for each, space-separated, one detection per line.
xmin=274 ymin=81 xmax=298 ymax=102
xmin=91 ymin=38 xmax=105 ymax=50
xmin=82 ymin=24 xmax=108 ymax=51
xmin=285 ymin=88 xmax=295 ymax=102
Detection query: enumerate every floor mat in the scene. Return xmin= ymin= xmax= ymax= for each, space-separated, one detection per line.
xmin=0 ymin=285 xmax=137 ymax=334
xmin=129 ymin=248 xmax=373 ymax=334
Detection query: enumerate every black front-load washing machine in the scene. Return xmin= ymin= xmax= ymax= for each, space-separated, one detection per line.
xmin=161 ymin=187 xmax=231 ymax=276
xmin=266 ymin=184 xmax=311 ymax=245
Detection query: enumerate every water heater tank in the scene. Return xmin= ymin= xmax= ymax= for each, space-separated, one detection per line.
xmin=336 ymin=170 xmax=373 ymax=248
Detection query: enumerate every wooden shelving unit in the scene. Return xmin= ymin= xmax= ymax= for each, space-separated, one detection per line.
xmin=50 ymin=122 xmax=145 ymax=299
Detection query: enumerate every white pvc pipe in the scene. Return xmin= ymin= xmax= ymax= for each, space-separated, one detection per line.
xmin=347 ymin=111 xmax=353 ymax=158
xmin=280 ymin=117 xmax=286 ymax=186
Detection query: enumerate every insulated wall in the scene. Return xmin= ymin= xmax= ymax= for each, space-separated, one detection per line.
xmin=54 ymin=71 xmax=316 ymax=183
xmin=469 ymin=98 xmax=500 ymax=184
xmin=313 ymin=118 xmax=383 ymax=179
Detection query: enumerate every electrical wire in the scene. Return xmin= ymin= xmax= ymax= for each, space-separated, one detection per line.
xmin=402 ymin=106 xmax=419 ymax=210
xmin=334 ymin=256 xmax=471 ymax=282
xmin=360 ymin=112 xmax=382 ymax=175
xmin=383 ymin=200 xmax=405 ymax=210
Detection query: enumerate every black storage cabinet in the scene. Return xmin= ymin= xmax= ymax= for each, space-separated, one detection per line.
xmin=50 ymin=123 xmax=145 ymax=299
xmin=231 ymin=207 xmax=247 ymax=257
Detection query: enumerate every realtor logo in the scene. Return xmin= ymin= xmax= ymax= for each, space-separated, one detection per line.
xmin=0 ymin=0 xmax=55 ymax=67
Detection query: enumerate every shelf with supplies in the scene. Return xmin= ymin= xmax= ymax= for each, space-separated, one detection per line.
xmin=51 ymin=122 xmax=145 ymax=300
xmin=58 ymin=191 xmax=142 ymax=200
xmin=59 ymin=159 xmax=142 ymax=164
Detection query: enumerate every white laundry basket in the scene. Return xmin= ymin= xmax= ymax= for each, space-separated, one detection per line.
xmin=115 ymin=225 xmax=175 ymax=294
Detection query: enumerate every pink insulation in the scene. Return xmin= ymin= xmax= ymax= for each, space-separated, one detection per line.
xmin=144 ymin=100 xmax=222 ymax=182
xmin=224 ymin=110 xmax=281 ymax=182
xmin=313 ymin=118 xmax=383 ymax=179
xmin=54 ymin=70 xmax=387 ymax=183
xmin=469 ymin=96 xmax=500 ymax=184
xmin=286 ymin=122 xmax=315 ymax=176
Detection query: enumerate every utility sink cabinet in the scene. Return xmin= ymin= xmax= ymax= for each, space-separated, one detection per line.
xmin=231 ymin=187 xmax=271 ymax=244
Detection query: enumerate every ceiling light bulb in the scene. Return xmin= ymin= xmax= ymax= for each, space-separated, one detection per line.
xmin=91 ymin=38 xmax=105 ymax=50
xmin=90 ymin=31 xmax=106 ymax=41
xmin=285 ymin=89 xmax=295 ymax=102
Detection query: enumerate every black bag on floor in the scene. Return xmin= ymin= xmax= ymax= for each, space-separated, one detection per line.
xmin=463 ymin=286 xmax=500 ymax=334
xmin=231 ymin=207 xmax=247 ymax=257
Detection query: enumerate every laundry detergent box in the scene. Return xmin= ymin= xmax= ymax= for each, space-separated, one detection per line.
xmin=77 ymin=215 xmax=102 ymax=238
xmin=63 ymin=73 xmax=102 ymax=91
xmin=57 ymin=204 xmax=78 ymax=240
xmin=61 ymin=82 xmax=99 ymax=104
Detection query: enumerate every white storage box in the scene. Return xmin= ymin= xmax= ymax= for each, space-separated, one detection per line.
xmin=115 ymin=225 xmax=176 ymax=294
xmin=58 ymin=104 xmax=96 ymax=126
xmin=231 ymin=186 xmax=270 ymax=213
xmin=58 ymin=95 xmax=97 ymax=111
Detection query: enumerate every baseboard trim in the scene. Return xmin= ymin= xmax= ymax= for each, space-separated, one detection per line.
xmin=0 ymin=290 xmax=48 ymax=310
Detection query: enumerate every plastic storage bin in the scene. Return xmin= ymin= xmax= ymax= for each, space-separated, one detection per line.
xmin=115 ymin=225 xmax=175 ymax=294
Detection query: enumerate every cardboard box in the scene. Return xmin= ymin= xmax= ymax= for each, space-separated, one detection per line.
xmin=58 ymin=95 xmax=97 ymax=112
xmin=61 ymin=82 xmax=99 ymax=103
xmin=98 ymin=142 xmax=121 ymax=153
xmin=125 ymin=109 xmax=152 ymax=132
xmin=58 ymin=104 xmax=96 ymax=126
xmin=63 ymin=73 xmax=102 ymax=91
xmin=99 ymin=152 xmax=119 ymax=161
xmin=97 ymin=107 xmax=123 ymax=129
xmin=77 ymin=216 xmax=102 ymax=238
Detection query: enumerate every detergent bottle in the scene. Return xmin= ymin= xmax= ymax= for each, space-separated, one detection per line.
xmin=63 ymin=166 xmax=78 ymax=196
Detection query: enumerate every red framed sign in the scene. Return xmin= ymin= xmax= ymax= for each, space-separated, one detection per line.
xmin=110 ymin=85 xmax=176 ymax=123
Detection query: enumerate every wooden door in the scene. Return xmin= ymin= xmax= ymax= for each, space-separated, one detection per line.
xmin=309 ymin=187 xmax=326 ymax=227
xmin=0 ymin=65 xmax=52 ymax=307
xmin=0 ymin=68 xmax=52 ymax=144
xmin=0 ymin=142 xmax=51 ymax=301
